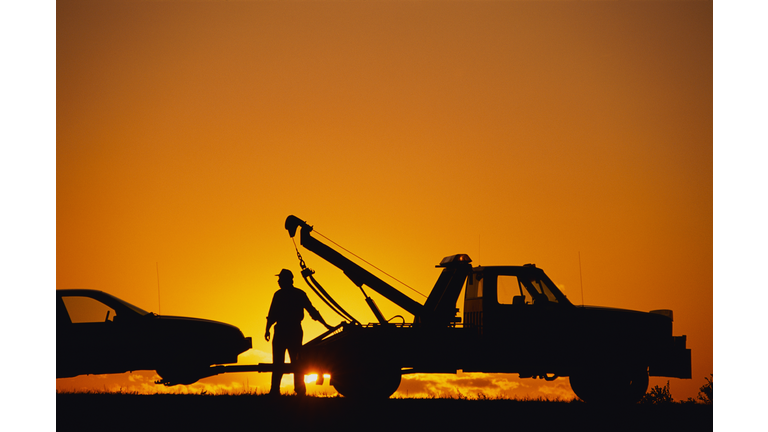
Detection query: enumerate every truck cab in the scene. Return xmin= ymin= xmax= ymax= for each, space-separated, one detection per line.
xmin=463 ymin=264 xmax=576 ymax=374
xmin=462 ymin=263 xmax=690 ymax=402
xmin=464 ymin=263 xmax=572 ymax=329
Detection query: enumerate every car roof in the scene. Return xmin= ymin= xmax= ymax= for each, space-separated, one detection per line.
xmin=57 ymin=289 xmax=151 ymax=316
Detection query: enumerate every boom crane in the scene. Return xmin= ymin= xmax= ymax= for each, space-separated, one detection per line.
xmin=285 ymin=215 xmax=471 ymax=326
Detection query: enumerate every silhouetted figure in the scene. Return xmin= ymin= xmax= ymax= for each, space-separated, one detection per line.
xmin=265 ymin=269 xmax=332 ymax=396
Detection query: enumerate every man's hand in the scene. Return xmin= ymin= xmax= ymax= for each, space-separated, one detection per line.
xmin=265 ymin=330 xmax=271 ymax=342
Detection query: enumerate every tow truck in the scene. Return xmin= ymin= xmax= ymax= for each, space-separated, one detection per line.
xmin=213 ymin=215 xmax=692 ymax=403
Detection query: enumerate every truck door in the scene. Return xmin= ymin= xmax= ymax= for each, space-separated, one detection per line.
xmin=482 ymin=268 xmax=573 ymax=372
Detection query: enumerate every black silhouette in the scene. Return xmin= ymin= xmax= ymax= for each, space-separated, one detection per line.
xmin=56 ymin=289 xmax=252 ymax=385
xmin=265 ymin=269 xmax=333 ymax=395
xmin=57 ymin=216 xmax=692 ymax=404
xmin=281 ymin=215 xmax=692 ymax=403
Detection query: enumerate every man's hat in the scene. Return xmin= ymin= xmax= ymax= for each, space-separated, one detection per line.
xmin=276 ymin=269 xmax=293 ymax=280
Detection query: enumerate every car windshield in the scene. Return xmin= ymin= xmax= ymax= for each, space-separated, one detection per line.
xmin=106 ymin=293 xmax=151 ymax=316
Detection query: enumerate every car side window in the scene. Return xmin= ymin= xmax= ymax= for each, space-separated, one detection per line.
xmin=57 ymin=296 xmax=72 ymax=325
xmin=61 ymin=296 xmax=117 ymax=323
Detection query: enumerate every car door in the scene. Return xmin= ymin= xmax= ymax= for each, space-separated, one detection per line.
xmin=57 ymin=294 xmax=122 ymax=375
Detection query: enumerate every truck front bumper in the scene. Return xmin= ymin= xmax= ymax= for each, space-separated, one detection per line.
xmin=649 ymin=336 xmax=691 ymax=379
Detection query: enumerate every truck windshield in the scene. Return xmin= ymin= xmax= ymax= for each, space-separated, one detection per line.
xmin=496 ymin=274 xmax=560 ymax=305
xmin=524 ymin=277 xmax=560 ymax=303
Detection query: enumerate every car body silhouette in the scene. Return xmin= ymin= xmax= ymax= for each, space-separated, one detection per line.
xmin=57 ymin=289 xmax=252 ymax=385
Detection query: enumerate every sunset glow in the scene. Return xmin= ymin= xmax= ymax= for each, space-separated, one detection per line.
xmin=56 ymin=0 xmax=712 ymax=401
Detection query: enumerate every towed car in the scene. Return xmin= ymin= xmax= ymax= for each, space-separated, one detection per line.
xmin=57 ymin=289 xmax=252 ymax=385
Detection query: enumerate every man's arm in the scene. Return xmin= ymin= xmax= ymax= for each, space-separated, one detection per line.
xmin=265 ymin=293 xmax=278 ymax=341
xmin=312 ymin=310 xmax=333 ymax=330
xmin=265 ymin=316 xmax=276 ymax=341
xmin=303 ymin=292 xmax=334 ymax=330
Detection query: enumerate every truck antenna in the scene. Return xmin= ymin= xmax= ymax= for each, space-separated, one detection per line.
xmin=156 ymin=262 xmax=162 ymax=315
xmin=578 ymin=252 xmax=585 ymax=307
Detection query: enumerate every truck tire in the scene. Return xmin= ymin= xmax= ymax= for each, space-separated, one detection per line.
xmin=569 ymin=368 xmax=649 ymax=404
xmin=331 ymin=368 xmax=401 ymax=399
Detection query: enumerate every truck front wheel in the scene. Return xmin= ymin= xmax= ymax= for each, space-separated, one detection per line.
xmin=569 ymin=368 xmax=649 ymax=404
xmin=331 ymin=368 xmax=401 ymax=399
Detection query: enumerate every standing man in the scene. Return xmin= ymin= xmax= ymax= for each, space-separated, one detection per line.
xmin=265 ymin=269 xmax=333 ymax=396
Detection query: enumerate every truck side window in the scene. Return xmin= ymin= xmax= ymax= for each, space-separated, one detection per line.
xmin=61 ymin=296 xmax=116 ymax=323
xmin=466 ymin=275 xmax=483 ymax=299
xmin=497 ymin=276 xmax=524 ymax=304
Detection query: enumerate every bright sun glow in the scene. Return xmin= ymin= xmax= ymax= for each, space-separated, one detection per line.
xmin=303 ymin=374 xmax=331 ymax=384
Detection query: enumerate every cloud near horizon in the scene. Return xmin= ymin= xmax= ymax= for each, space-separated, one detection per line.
xmin=58 ymin=368 xmax=577 ymax=400
xmin=55 ymin=330 xmax=571 ymax=398
xmin=394 ymin=373 xmax=576 ymax=400
xmin=56 ymin=344 xmax=580 ymax=399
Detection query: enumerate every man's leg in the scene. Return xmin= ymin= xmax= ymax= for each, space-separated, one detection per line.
xmin=287 ymin=343 xmax=306 ymax=396
xmin=286 ymin=327 xmax=305 ymax=396
xmin=270 ymin=336 xmax=287 ymax=395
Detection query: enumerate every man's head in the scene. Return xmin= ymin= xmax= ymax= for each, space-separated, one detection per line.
xmin=276 ymin=269 xmax=293 ymax=288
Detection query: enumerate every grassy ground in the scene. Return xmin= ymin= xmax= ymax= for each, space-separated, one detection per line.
xmin=57 ymin=391 xmax=712 ymax=431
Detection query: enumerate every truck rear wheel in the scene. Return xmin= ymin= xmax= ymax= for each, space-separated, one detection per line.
xmin=569 ymin=368 xmax=648 ymax=404
xmin=331 ymin=368 xmax=401 ymax=399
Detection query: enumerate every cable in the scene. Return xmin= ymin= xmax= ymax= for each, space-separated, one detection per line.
xmin=306 ymin=272 xmax=359 ymax=325
xmin=314 ymin=230 xmax=428 ymax=299
xmin=292 ymin=238 xmax=359 ymax=324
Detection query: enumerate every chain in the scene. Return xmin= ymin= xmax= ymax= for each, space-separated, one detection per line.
xmin=292 ymin=238 xmax=307 ymax=271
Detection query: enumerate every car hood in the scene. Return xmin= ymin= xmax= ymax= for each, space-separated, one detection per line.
xmin=149 ymin=314 xmax=250 ymax=346
xmin=155 ymin=314 xmax=243 ymax=329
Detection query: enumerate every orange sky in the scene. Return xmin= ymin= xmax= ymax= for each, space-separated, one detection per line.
xmin=54 ymin=0 xmax=713 ymax=401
